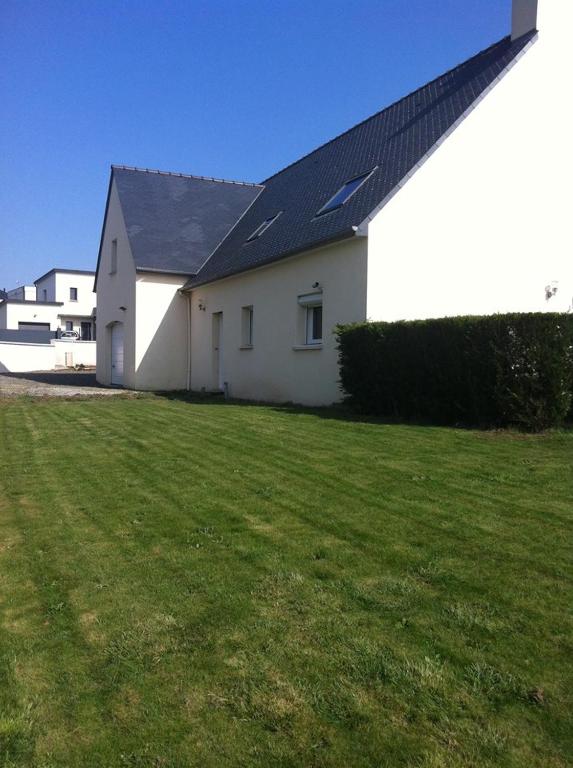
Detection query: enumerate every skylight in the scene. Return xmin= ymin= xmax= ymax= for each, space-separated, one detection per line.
xmin=315 ymin=169 xmax=375 ymax=217
xmin=246 ymin=212 xmax=282 ymax=243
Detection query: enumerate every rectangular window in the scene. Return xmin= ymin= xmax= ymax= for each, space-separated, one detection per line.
xmin=110 ymin=239 xmax=118 ymax=274
xmin=246 ymin=212 xmax=282 ymax=243
xmin=241 ymin=305 xmax=254 ymax=347
xmin=42 ymin=289 xmax=47 ymax=301
xmin=306 ymin=305 xmax=323 ymax=344
xmin=70 ymin=287 xmax=78 ymax=301
xmin=297 ymin=291 xmax=323 ymax=346
xmin=66 ymin=321 xmax=73 ymax=331
xmin=315 ymin=169 xmax=376 ymax=217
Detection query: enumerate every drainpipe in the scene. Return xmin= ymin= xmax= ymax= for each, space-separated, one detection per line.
xmin=186 ymin=291 xmax=192 ymax=391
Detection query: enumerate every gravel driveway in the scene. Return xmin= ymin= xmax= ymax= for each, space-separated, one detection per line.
xmin=0 ymin=370 xmax=136 ymax=398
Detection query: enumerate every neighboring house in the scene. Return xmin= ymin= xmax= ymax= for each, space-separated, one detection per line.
xmin=0 ymin=269 xmax=97 ymax=373
xmin=0 ymin=269 xmax=96 ymax=339
xmin=95 ymin=0 xmax=572 ymax=404
xmin=7 ymin=285 xmax=36 ymax=301
xmin=34 ymin=269 xmax=97 ymax=339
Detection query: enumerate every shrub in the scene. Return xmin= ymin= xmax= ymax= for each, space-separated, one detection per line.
xmin=336 ymin=313 xmax=573 ymax=430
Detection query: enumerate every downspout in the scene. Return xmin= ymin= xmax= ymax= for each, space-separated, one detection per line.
xmin=186 ymin=290 xmax=192 ymax=391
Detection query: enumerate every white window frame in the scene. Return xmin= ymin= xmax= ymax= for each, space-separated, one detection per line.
xmin=241 ymin=305 xmax=254 ymax=348
xmin=297 ymin=292 xmax=323 ymax=346
xmin=306 ymin=304 xmax=322 ymax=345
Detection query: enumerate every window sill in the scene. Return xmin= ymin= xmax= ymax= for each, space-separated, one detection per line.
xmin=292 ymin=343 xmax=323 ymax=351
xmin=239 ymin=344 xmax=253 ymax=350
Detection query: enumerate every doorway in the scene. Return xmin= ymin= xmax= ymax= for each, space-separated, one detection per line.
xmin=110 ymin=323 xmax=124 ymax=386
xmin=212 ymin=312 xmax=223 ymax=391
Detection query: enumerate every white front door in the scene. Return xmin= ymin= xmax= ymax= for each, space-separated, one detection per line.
xmin=110 ymin=323 xmax=124 ymax=386
xmin=212 ymin=312 xmax=223 ymax=391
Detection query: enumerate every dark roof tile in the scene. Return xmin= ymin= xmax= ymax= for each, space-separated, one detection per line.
xmin=113 ymin=167 xmax=263 ymax=275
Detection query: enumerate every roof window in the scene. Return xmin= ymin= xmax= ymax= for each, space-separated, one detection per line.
xmin=315 ymin=169 xmax=375 ymax=217
xmin=246 ymin=212 xmax=282 ymax=243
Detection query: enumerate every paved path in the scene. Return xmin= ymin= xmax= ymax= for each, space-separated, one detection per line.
xmin=0 ymin=370 xmax=135 ymax=398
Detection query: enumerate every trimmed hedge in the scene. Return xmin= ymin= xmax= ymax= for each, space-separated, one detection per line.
xmin=337 ymin=313 xmax=573 ymax=430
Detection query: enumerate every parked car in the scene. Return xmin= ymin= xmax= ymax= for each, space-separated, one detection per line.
xmin=60 ymin=330 xmax=80 ymax=340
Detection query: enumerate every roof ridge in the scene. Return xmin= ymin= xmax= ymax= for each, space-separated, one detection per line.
xmin=111 ymin=164 xmax=263 ymax=188
xmin=260 ymin=34 xmax=512 ymax=184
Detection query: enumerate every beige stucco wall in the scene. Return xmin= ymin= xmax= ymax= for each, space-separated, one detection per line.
xmin=134 ymin=273 xmax=188 ymax=390
xmin=189 ymin=237 xmax=368 ymax=405
xmin=95 ymin=180 xmax=137 ymax=387
xmin=366 ymin=1 xmax=572 ymax=321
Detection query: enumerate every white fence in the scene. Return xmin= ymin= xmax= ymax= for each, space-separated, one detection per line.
xmin=0 ymin=340 xmax=96 ymax=373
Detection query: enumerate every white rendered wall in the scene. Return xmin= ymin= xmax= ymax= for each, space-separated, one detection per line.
xmin=366 ymin=1 xmax=572 ymax=321
xmin=53 ymin=340 xmax=96 ymax=368
xmin=0 ymin=342 xmax=55 ymax=373
xmin=54 ymin=272 xmax=96 ymax=318
xmin=190 ymin=237 xmax=368 ymax=405
xmin=134 ymin=273 xmax=188 ymax=390
xmin=0 ymin=339 xmax=96 ymax=372
xmin=95 ymin=180 xmax=137 ymax=387
xmin=3 ymin=302 xmax=61 ymax=330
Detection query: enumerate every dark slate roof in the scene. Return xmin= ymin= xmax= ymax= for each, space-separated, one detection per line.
xmin=112 ymin=167 xmax=263 ymax=275
xmin=188 ymin=32 xmax=536 ymax=288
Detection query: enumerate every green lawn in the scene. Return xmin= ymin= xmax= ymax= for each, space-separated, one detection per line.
xmin=0 ymin=396 xmax=571 ymax=768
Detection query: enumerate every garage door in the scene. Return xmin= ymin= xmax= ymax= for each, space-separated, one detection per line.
xmin=18 ymin=322 xmax=50 ymax=332
xmin=110 ymin=323 xmax=124 ymax=386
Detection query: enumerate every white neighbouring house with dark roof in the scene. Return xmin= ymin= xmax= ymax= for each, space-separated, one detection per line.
xmin=1 ymin=268 xmax=96 ymax=339
xmin=0 ymin=268 xmax=97 ymax=373
xmin=95 ymin=0 xmax=572 ymax=404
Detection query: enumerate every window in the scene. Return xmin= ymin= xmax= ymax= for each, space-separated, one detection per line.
xmin=315 ymin=169 xmax=376 ymax=217
xmin=306 ymin=305 xmax=322 ymax=344
xmin=70 ymin=287 xmax=78 ymax=301
xmin=297 ymin=291 xmax=323 ymax=346
xmin=66 ymin=321 xmax=73 ymax=331
xmin=241 ymin=306 xmax=254 ymax=347
xmin=246 ymin=212 xmax=282 ymax=242
xmin=110 ymin=239 xmax=118 ymax=274
xmin=42 ymin=289 xmax=47 ymax=301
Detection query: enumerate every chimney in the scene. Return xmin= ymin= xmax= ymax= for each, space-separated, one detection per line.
xmin=512 ymin=0 xmax=538 ymax=40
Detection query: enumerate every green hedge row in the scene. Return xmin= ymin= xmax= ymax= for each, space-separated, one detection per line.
xmin=336 ymin=313 xmax=573 ymax=430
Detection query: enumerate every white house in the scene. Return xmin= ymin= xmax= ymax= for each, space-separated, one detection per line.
xmin=34 ymin=268 xmax=97 ymax=340
xmin=1 ymin=268 xmax=96 ymax=339
xmin=95 ymin=0 xmax=572 ymax=404
xmin=0 ymin=268 xmax=97 ymax=373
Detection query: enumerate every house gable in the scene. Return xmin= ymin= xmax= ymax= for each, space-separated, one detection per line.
xmin=188 ymin=31 xmax=536 ymax=290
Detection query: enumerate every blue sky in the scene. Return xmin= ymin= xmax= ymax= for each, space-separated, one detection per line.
xmin=0 ymin=0 xmax=511 ymax=289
